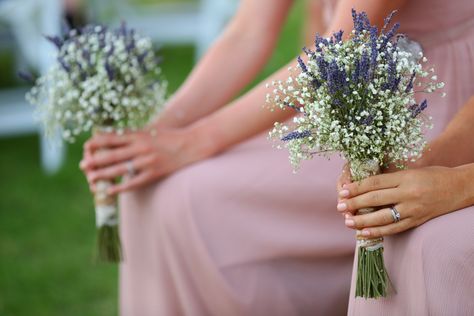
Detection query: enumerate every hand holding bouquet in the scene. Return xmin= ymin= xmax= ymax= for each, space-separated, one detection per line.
xmin=268 ymin=10 xmax=444 ymax=298
xmin=26 ymin=23 xmax=167 ymax=262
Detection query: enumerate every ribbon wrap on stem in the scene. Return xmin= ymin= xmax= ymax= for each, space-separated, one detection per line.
xmin=93 ymin=128 xmax=122 ymax=262
xmin=350 ymin=159 xmax=390 ymax=298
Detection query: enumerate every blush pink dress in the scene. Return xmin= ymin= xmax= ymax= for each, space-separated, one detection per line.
xmin=119 ymin=0 xmax=474 ymax=315
xmin=348 ymin=1 xmax=474 ymax=315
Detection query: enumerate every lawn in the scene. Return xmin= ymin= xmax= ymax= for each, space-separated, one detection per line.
xmin=0 ymin=2 xmax=303 ymax=315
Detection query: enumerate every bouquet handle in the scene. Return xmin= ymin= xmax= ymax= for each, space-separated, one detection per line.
xmin=94 ymin=179 xmax=122 ymax=262
xmin=350 ymin=160 xmax=389 ymax=298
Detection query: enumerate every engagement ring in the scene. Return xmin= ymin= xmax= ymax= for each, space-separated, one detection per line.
xmin=126 ymin=160 xmax=136 ymax=177
xmin=390 ymin=206 xmax=401 ymax=223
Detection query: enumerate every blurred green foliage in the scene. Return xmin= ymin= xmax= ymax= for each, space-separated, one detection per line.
xmin=0 ymin=1 xmax=303 ymax=315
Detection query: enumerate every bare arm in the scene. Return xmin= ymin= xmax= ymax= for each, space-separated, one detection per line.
xmin=157 ymin=0 xmax=294 ymax=128
xmin=418 ymin=96 xmax=474 ymax=167
xmin=81 ymin=0 xmax=410 ymax=194
xmin=193 ymin=0 xmax=409 ymax=156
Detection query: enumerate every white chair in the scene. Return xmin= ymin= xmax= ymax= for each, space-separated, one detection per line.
xmin=0 ymin=0 xmax=64 ymax=174
xmin=89 ymin=0 xmax=238 ymax=59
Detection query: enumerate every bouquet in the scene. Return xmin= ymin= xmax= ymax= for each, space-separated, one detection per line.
xmin=26 ymin=23 xmax=167 ymax=262
xmin=268 ymin=10 xmax=444 ymax=298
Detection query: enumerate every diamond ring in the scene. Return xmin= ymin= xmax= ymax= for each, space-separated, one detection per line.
xmin=390 ymin=206 xmax=401 ymax=223
xmin=126 ymin=160 xmax=136 ymax=177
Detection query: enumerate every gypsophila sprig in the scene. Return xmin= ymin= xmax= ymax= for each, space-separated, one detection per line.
xmin=267 ymin=10 xmax=445 ymax=299
xmin=268 ymin=9 xmax=444 ymax=172
xmin=27 ymin=22 xmax=167 ymax=142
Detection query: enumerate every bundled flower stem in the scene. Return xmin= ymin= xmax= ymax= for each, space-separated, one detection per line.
xmin=93 ymin=127 xmax=122 ymax=262
xmin=26 ymin=23 xmax=167 ymax=263
xmin=268 ymin=10 xmax=444 ymax=298
xmin=350 ymin=159 xmax=388 ymax=298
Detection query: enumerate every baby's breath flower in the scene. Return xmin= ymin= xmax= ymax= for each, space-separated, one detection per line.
xmin=267 ymin=10 xmax=444 ymax=171
xmin=26 ymin=23 xmax=167 ymax=142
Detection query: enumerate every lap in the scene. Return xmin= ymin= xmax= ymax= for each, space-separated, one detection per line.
xmin=349 ymin=206 xmax=474 ymax=316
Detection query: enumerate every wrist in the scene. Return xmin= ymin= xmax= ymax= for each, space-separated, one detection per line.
xmin=452 ymin=164 xmax=474 ymax=208
xmin=186 ymin=118 xmax=222 ymax=159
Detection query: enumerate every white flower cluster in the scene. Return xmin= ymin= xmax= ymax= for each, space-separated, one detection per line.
xmin=27 ymin=24 xmax=167 ymax=142
xmin=268 ymin=28 xmax=444 ymax=171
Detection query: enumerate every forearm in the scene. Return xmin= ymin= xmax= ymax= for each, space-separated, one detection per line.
xmin=419 ymin=96 xmax=474 ymax=167
xmin=157 ymin=1 xmax=293 ymax=128
xmin=191 ymin=0 xmax=409 ymax=155
xmin=192 ymin=59 xmax=297 ymax=155
xmin=452 ymin=162 xmax=474 ymax=209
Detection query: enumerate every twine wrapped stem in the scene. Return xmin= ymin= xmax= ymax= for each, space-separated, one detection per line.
xmin=350 ymin=159 xmax=389 ymax=298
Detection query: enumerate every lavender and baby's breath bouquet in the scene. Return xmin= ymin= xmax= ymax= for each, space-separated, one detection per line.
xmin=26 ymin=23 xmax=167 ymax=262
xmin=268 ymin=10 xmax=444 ymax=298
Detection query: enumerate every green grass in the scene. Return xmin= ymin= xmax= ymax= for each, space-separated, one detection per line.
xmin=0 ymin=3 xmax=303 ymax=315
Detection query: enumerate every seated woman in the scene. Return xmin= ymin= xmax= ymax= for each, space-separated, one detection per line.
xmin=80 ymin=0 xmax=474 ymax=315
xmin=338 ymin=96 xmax=474 ymax=315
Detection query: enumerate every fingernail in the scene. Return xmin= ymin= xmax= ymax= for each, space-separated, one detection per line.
xmin=345 ymin=219 xmax=355 ymax=227
xmin=362 ymin=229 xmax=370 ymax=237
xmin=337 ymin=203 xmax=347 ymax=211
xmin=344 ymin=213 xmax=351 ymax=219
xmin=342 ymin=184 xmax=349 ymax=189
xmin=339 ymin=190 xmax=350 ymax=198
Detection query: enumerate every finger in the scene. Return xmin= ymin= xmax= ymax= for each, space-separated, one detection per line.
xmin=84 ymin=133 xmax=133 ymax=152
xmin=85 ymin=145 xmax=145 ymax=169
xmin=356 ymin=219 xmax=412 ymax=238
xmin=345 ymin=206 xmax=404 ymax=230
xmin=343 ymin=173 xmax=402 ymax=197
xmin=340 ymin=188 xmax=401 ymax=213
xmin=336 ymin=164 xmax=351 ymax=198
xmin=88 ymin=154 xmax=156 ymax=182
xmin=108 ymin=170 xmax=156 ymax=195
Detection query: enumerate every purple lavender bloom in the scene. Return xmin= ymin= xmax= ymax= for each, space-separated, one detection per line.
xmin=351 ymin=58 xmax=361 ymax=82
xmin=369 ymin=26 xmax=378 ymax=68
xmin=420 ymin=99 xmax=428 ymax=111
xmin=380 ymin=22 xmax=400 ymax=51
xmin=18 ymin=71 xmax=35 ymax=84
xmin=45 ymin=35 xmax=64 ymax=49
xmin=58 ymin=57 xmax=71 ymax=73
xmin=361 ymin=114 xmax=375 ymax=125
xmin=409 ymin=99 xmax=428 ymax=117
xmin=137 ymin=51 xmax=148 ymax=65
xmin=302 ymin=47 xmax=313 ymax=56
xmin=314 ymin=35 xmax=329 ymax=52
xmin=381 ymin=10 xmax=397 ymax=34
xmin=333 ymin=30 xmax=344 ymax=43
xmin=351 ymin=9 xmax=370 ymax=36
xmin=105 ymin=62 xmax=115 ymax=81
xmin=316 ymin=56 xmax=328 ymax=80
xmin=297 ymin=56 xmax=308 ymax=73
xmin=281 ymin=130 xmax=311 ymax=141
xmin=283 ymin=101 xmax=304 ymax=113
xmin=310 ymin=78 xmax=321 ymax=90
xmin=126 ymin=39 xmax=136 ymax=53
xmin=119 ymin=21 xmax=128 ymax=37
xmin=405 ymin=71 xmax=416 ymax=92
xmin=327 ymin=60 xmax=348 ymax=96
xmin=359 ymin=51 xmax=370 ymax=82
xmin=382 ymin=54 xmax=399 ymax=91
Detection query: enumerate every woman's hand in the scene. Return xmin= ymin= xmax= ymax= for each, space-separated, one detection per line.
xmin=80 ymin=124 xmax=216 ymax=195
xmin=336 ymin=166 xmax=472 ymax=238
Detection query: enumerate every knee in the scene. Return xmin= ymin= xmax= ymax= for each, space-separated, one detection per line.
xmin=408 ymin=207 xmax=474 ymax=268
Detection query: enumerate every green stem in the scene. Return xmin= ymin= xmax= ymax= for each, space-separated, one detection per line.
xmin=96 ymin=225 xmax=122 ymax=263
